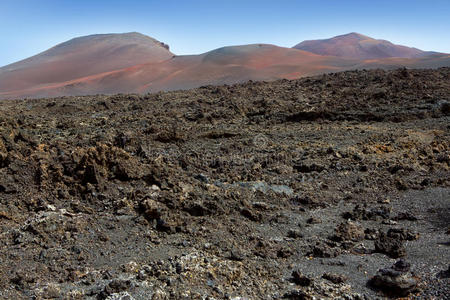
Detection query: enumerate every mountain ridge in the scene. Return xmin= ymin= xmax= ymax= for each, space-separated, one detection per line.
xmin=0 ymin=32 xmax=449 ymax=99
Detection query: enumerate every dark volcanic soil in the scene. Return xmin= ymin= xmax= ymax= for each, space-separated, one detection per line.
xmin=0 ymin=68 xmax=449 ymax=299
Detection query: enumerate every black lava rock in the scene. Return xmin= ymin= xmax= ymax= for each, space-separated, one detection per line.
xmin=374 ymin=232 xmax=406 ymax=258
xmin=369 ymin=260 xmax=418 ymax=297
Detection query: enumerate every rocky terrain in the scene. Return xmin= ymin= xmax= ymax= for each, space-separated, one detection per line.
xmin=0 ymin=68 xmax=449 ymax=299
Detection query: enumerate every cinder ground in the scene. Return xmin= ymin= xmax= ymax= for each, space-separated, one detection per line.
xmin=0 ymin=68 xmax=449 ymax=299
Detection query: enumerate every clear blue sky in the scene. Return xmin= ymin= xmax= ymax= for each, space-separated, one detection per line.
xmin=1 ymin=0 xmax=449 ymax=67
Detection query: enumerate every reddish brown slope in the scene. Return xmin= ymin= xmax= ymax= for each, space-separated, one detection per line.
xmin=293 ymin=32 xmax=439 ymax=59
xmin=1 ymin=34 xmax=449 ymax=100
xmin=0 ymin=32 xmax=173 ymax=93
xmin=357 ymin=54 xmax=450 ymax=70
xmin=0 ymin=44 xmax=364 ymax=98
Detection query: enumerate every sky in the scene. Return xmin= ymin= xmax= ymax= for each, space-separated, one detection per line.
xmin=1 ymin=0 xmax=449 ymax=67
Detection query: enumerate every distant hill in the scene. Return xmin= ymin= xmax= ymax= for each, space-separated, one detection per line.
xmin=293 ymin=32 xmax=441 ymax=60
xmin=0 ymin=32 xmax=173 ymax=93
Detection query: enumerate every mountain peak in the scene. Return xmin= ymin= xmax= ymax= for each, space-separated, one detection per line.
xmin=0 ymin=32 xmax=174 ymax=92
xmin=293 ymin=33 xmax=425 ymax=59
xmin=336 ymin=32 xmax=371 ymax=40
xmin=52 ymin=32 xmax=170 ymax=50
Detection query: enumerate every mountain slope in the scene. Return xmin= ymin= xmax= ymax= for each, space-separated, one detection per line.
xmin=0 ymin=32 xmax=449 ymax=99
xmin=0 ymin=44 xmax=364 ymax=98
xmin=293 ymin=32 xmax=437 ymax=59
xmin=0 ymin=32 xmax=173 ymax=92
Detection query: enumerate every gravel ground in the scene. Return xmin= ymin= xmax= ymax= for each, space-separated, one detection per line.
xmin=0 ymin=67 xmax=449 ymax=299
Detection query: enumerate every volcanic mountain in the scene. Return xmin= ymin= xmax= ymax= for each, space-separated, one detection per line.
xmin=0 ymin=44 xmax=365 ymax=98
xmin=0 ymin=32 xmax=449 ymax=99
xmin=293 ymin=32 xmax=439 ymax=60
xmin=0 ymin=32 xmax=173 ymax=94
